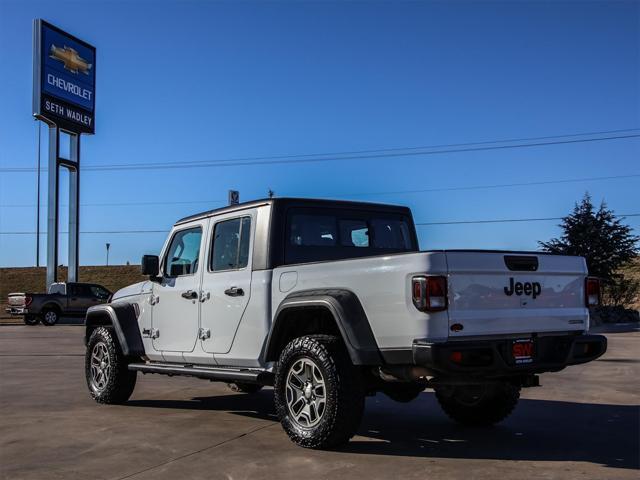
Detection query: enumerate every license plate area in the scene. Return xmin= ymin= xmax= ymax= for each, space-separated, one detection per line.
xmin=512 ymin=338 xmax=535 ymax=365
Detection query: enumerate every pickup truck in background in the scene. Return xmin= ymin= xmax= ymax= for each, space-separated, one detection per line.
xmin=7 ymin=282 xmax=111 ymax=325
xmin=83 ymin=198 xmax=607 ymax=449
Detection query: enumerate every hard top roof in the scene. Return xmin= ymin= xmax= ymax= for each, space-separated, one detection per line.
xmin=175 ymin=197 xmax=411 ymax=225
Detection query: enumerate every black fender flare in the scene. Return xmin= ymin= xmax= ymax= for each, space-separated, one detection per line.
xmin=84 ymin=303 xmax=145 ymax=357
xmin=264 ymin=289 xmax=382 ymax=365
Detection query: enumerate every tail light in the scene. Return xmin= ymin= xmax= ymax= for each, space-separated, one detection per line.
xmin=585 ymin=277 xmax=600 ymax=307
xmin=412 ymin=275 xmax=448 ymax=312
xmin=24 ymin=296 xmax=33 ymax=307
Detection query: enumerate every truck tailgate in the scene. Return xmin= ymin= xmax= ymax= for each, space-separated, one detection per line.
xmin=7 ymin=293 xmax=27 ymax=307
xmin=445 ymin=251 xmax=589 ymax=337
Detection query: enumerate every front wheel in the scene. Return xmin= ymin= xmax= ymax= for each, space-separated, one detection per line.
xmin=274 ymin=335 xmax=365 ymax=449
xmin=435 ymin=381 xmax=520 ymax=426
xmin=85 ymin=326 xmax=137 ymax=404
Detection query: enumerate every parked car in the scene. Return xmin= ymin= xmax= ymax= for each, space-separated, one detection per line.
xmin=7 ymin=282 xmax=111 ymax=325
xmin=83 ymin=198 xmax=606 ymax=449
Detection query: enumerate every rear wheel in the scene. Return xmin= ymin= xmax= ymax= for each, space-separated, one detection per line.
xmin=435 ymin=381 xmax=520 ymax=426
xmin=274 ymin=335 xmax=365 ymax=449
xmin=23 ymin=315 xmax=39 ymax=326
xmin=85 ymin=326 xmax=137 ymax=404
xmin=41 ymin=308 xmax=59 ymax=326
xmin=227 ymin=382 xmax=263 ymax=394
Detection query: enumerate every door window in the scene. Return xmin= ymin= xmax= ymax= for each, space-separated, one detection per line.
xmin=164 ymin=227 xmax=203 ymax=277
xmin=210 ymin=217 xmax=252 ymax=271
xmin=90 ymin=285 xmax=110 ymax=300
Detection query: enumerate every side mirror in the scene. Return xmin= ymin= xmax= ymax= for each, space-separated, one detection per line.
xmin=141 ymin=255 xmax=160 ymax=278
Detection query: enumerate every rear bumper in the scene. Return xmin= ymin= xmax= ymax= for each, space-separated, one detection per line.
xmin=412 ymin=334 xmax=607 ymax=377
xmin=5 ymin=307 xmax=27 ymax=316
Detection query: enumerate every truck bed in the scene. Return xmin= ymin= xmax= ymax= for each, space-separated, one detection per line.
xmin=271 ymin=250 xmax=589 ymax=350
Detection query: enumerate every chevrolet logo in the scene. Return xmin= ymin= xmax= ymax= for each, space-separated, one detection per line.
xmin=49 ymin=44 xmax=92 ymax=75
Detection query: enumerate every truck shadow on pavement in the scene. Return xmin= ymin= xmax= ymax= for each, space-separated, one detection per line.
xmin=127 ymin=390 xmax=639 ymax=470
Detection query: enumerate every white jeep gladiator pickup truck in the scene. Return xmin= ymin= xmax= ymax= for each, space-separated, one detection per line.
xmin=84 ymin=198 xmax=606 ymax=448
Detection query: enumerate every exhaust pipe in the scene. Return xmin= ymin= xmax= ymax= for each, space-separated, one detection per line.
xmin=377 ymin=366 xmax=433 ymax=382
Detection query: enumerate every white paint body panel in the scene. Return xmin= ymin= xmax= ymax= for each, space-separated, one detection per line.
xmin=271 ymin=252 xmax=450 ymax=349
xmin=110 ymin=280 xmax=160 ymax=361
xmin=214 ymin=270 xmax=272 ymax=367
xmin=200 ymin=209 xmax=256 ymax=354
xmin=445 ymin=252 xmax=589 ymax=337
xmin=151 ymin=218 xmax=209 ymax=358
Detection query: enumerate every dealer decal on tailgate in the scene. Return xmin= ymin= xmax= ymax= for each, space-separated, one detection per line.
xmin=512 ymin=339 xmax=535 ymax=365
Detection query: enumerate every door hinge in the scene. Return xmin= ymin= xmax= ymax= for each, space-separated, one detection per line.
xmin=149 ymin=295 xmax=159 ymax=305
xmin=198 ymin=328 xmax=211 ymax=340
xmin=199 ymin=291 xmax=210 ymax=303
xmin=142 ymin=328 xmax=160 ymax=339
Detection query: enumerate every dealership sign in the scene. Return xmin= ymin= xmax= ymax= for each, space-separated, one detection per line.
xmin=33 ymin=20 xmax=96 ymax=134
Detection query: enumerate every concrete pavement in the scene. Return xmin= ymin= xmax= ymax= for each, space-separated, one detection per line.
xmin=0 ymin=325 xmax=638 ymax=479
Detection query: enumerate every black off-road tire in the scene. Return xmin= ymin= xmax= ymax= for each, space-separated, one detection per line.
xmin=382 ymin=382 xmax=425 ymax=403
xmin=41 ymin=308 xmax=59 ymax=326
xmin=24 ymin=315 xmax=39 ymax=326
xmin=435 ymin=381 xmax=520 ymax=426
xmin=274 ymin=335 xmax=365 ymax=449
xmin=85 ymin=326 xmax=137 ymax=404
xmin=227 ymin=382 xmax=263 ymax=394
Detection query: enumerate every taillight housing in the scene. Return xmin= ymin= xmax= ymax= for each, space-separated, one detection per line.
xmin=585 ymin=277 xmax=600 ymax=307
xmin=412 ymin=275 xmax=448 ymax=312
xmin=24 ymin=296 xmax=33 ymax=307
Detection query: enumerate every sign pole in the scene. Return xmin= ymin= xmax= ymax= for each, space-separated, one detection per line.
xmin=68 ymin=133 xmax=80 ymax=282
xmin=35 ymin=121 xmax=41 ymax=267
xmin=33 ymin=19 xmax=95 ymax=289
xmin=46 ymin=126 xmax=59 ymax=288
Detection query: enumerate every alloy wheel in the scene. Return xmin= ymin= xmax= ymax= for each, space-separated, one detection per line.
xmin=90 ymin=342 xmax=111 ymax=392
xmin=285 ymin=357 xmax=327 ymax=428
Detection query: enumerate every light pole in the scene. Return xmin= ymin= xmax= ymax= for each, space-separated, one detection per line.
xmin=105 ymin=243 xmax=110 ymax=266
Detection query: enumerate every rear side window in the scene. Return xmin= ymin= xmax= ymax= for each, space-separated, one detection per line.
xmin=285 ymin=209 xmax=416 ymax=264
xmin=370 ymin=218 xmax=412 ymax=250
xmin=70 ymin=284 xmax=91 ymax=297
xmin=210 ymin=216 xmax=252 ymax=271
xmin=339 ymin=219 xmax=369 ymax=247
xmin=289 ymin=214 xmax=336 ymax=246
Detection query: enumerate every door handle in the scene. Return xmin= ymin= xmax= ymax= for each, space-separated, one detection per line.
xmin=224 ymin=287 xmax=244 ymax=297
xmin=181 ymin=290 xmax=198 ymax=299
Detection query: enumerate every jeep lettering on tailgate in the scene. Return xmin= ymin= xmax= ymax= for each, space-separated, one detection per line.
xmin=504 ymin=277 xmax=542 ymax=299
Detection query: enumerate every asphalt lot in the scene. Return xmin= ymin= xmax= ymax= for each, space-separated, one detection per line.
xmin=0 ymin=325 xmax=638 ymax=480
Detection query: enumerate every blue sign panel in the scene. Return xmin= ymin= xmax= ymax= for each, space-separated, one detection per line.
xmin=33 ymin=20 xmax=96 ymax=134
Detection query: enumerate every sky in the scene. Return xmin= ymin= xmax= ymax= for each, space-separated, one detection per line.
xmin=0 ymin=0 xmax=638 ymax=267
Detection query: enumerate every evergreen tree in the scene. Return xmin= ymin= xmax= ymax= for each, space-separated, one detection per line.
xmin=539 ymin=193 xmax=638 ymax=280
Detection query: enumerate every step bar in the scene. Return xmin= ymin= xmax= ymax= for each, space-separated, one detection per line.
xmin=128 ymin=362 xmax=273 ymax=385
